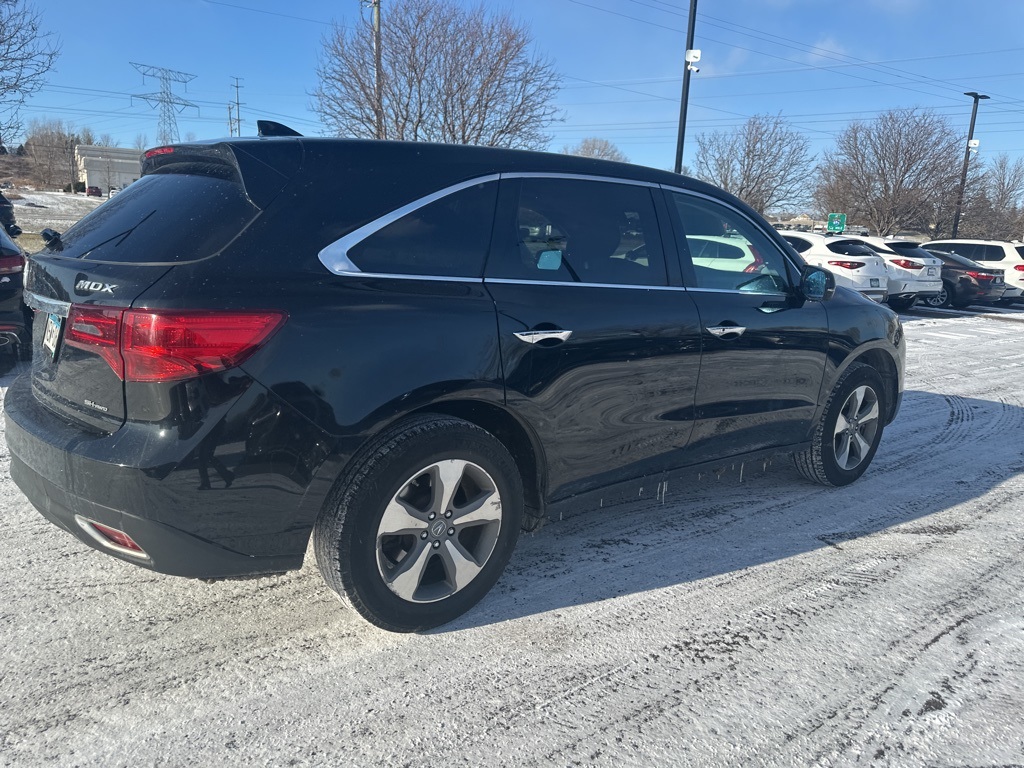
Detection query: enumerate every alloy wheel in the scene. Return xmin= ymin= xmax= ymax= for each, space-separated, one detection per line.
xmin=832 ymin=385 xmax=880 ymax=471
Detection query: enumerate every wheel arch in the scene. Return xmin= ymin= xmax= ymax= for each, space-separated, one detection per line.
xmin=839 ymin=347 xmax=900 ymax=424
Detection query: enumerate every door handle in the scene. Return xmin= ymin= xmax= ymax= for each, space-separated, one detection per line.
xmin=705 ymin=325 xmax=746 ymax=338
xmin=514 ymin=330 xmax=573 ymax=344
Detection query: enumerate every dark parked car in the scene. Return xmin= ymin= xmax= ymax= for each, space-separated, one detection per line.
xmin=0 ymin=191 xmax=21 ymax=238
xmin=5 ymin=128 xmax=905 ymax=631
xmin=85 ymin=185 xmax=102 ymax=197
xmin=0 ymin=226 xmax=30 ymax=367
xmin=921 ymin=249 xmax=1005 ymax=308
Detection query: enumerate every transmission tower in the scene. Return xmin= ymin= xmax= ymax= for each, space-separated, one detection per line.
xmin=131 ymin=62 xmax=198 ymax=145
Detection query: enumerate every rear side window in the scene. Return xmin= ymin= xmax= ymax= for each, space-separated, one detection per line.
xmin=52 ymin=173 xmax=258 ymax=263
xmin=487 ymin=178 xmax=667 ymax=287
xmin=346 ymin=182 xmax=498 ymax=278
xmin=977 ymin=244 xmax=1006 ymax=261
xmin=783 ymin=236 xmax=811 ymax=253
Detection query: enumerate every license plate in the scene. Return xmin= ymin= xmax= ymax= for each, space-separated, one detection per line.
xmin=870 ymin=278 xmax=880 ymax=287
xmin=42 ymin=313 xmax=61 ymax=359
xmin=927 ymin=267 xmax=937 ymax=276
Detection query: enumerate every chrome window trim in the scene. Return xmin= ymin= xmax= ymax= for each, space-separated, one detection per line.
xmin=337 ymin=272 xmax=483 ymax=284
xmin=484 ymin=277 xmax=684 ymax=292
xmin=317 ymin=174 xmax=501 ymax=275
xmin=25 ymin=291 xmax=71 ymax=318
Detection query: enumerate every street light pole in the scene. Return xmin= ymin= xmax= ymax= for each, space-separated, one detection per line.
xmin=673 ymin=0 xmax=698 ymax=174
xmin=951 ymin=91 xmax=989 ymax=238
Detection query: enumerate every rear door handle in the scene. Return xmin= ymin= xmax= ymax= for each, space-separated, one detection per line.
xmin=514 ymin=330 xmax=573 ymax=344
xmin=705 ymin=325 xmax=746 ymax=338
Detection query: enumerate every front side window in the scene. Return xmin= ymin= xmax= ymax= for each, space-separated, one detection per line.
xmin=488 ymin=178 xmax=667 ymax=287
xmin=346 ymin=181 xmax=498 ymax=277
xmin=669 ymin=192 xmax=792 ymax=293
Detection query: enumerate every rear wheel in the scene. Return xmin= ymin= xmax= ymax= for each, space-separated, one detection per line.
xmin=922 ymin=282 xmax=952 ymax=308
xmin=795 ymin=362 xmax=886 ymax=487
xmin=314 ymin=415 xmax=523 ymax=632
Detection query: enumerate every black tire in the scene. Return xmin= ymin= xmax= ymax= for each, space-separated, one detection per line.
xmin=922 ymin=282 xmax=953 ymax=308
xmin=313 ymin=414 xmax=524 ymax=632
xmin=794 ymin=362 xmax=886 ymax=487
xmin=887 ymin=295 xmax=917 ymax=311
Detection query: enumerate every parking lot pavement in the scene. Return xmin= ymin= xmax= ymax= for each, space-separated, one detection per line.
xmin=1 ymin=309 xmax=1023 ymax=767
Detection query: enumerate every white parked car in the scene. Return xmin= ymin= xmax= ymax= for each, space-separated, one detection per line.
xmin=838 ymin=235 xmax=944 ymax=310
xmin=921 ymin=239 xmax=1024 ymax=304
xmin=777 ymin=231 xmax=889 ymax=303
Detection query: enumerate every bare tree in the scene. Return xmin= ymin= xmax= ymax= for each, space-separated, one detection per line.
xmin=97 ymin=132 xmax=118 ymax=147
xmin=313 ymin=0 xmax=561 ymax=149
xmin=694 ymin=114 xmax=814 ymax=214
xmin=562 ymin=137 xmax=628 ymax=163
xmin=24 ymin=117 xmax=75 ymax=187
xmin=816 ymin=109 xmax=961 ymax=236
xmin=0 ymin=0 xmax=59 ymax=144
xmin=133 ymin=133 xmax=148 ymax=150
xmin=946 ymin=154 xmax=1024 ymax=240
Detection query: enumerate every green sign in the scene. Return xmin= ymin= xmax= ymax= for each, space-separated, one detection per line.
xmin=827 ymin=213 xmax=847 ymax=233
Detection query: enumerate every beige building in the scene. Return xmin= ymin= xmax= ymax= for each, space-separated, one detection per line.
xmin=74 ymin=145 xmax=142 ymax=193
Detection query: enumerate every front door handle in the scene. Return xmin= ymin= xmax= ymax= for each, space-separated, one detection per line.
xmin=705 ymin=325 xmax=746 ymax=339
xmin=514 ymin=330 xmax=573 ymax=344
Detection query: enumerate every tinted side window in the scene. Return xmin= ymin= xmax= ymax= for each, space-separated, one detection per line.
xmin=783 ymin=236 xmax=811 ymax=253
xmin=347 ymin=181 xmax=498 ymax=277
xmin=488 ymin=178 xmax=667 ymax=287
xmin=977 ymin=244 xmax=1006 ymax=262
xmin=669 ymin=192 xmax=791 ymax=293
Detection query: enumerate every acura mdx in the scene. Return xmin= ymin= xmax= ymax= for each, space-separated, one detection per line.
xmin=5 ymin=126 xmax=905 ymax=631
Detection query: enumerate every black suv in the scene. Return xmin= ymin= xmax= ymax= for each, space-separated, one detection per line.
xmin=4 ymin=131 xmax=905 ymax=631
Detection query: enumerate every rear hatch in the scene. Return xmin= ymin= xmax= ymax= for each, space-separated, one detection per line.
xmin=25 ymin=140 xmax=301 ymax=433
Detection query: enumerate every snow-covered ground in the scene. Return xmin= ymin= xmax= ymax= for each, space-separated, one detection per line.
xmin=8 ymin=190 xmax=105 ymax=233
xmin=1 ymin=305 xmax=1023 ymax=766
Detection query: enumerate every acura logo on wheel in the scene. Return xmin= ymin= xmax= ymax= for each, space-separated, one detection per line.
xmin=430 ymin=521 xmax=447 ymax=537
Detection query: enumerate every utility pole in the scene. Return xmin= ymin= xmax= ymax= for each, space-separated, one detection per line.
xmin=673 ymin=0 xmax=699 ymax=174
xmin=951 ymin=91 xmax=989 ymax=239
xmin=227 ymin=103 xmax=235 ymax=137
xmin=362 ymin=0 xmax=383 ymax=139
xmin=231 ymin=76 xmax=244 ymax=136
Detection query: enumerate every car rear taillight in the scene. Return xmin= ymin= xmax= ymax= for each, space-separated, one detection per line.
xmin=0 ymin=254 xmax=24 ymax=274
xmin=65 ymin=305 xmax=124 ymax=377
xmin=828 ymin=260 xmax=865 ymax=270
xmin=144 ymin=146 xmax=174 ymax=158
xmin=63 ymin=306 xmax=286 ymax=383
xmin=965 ymin=271 xmax=994 ymax=280
xmin=122 ymin=310 xmax=286 ymax=382
xmin=1015 ymin=265 xmax=1024 ymax=272
xmin=890 ymin=258 xmax=923 ymax=270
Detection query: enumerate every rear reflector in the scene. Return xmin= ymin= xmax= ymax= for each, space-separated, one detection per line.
xmin=828 ymin=260 xmax=865 ymax=270
xmin=74 ymin=515 xmax=150 ymax=559
xmin=63 ymin=306 xmax=286 ymax=382
xmin=0 ymin=254 xmax=24 ymax=274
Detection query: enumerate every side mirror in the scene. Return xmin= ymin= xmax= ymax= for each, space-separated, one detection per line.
xmin=800 ymin=265 xmax=835 ymax=302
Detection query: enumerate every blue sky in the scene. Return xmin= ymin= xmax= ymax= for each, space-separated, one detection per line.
xmin=20 ymin=0 xmax=1024 ymax=171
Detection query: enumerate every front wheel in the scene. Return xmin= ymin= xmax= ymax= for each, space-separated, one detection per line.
xmin=795 ymin=362 xmax=886 ymax=487
xmin=314 ymin=415 xmax=523 ymax=632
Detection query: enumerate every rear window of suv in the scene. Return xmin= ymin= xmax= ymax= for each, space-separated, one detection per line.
xmin=51 ymin=172 xmax=259 ymax=264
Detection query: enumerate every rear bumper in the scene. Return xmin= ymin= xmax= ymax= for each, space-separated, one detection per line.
xmin=4 ymin=372 xmax=337 ymax=578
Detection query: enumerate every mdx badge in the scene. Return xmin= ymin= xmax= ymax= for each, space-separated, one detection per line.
xmin=75 ymin=279 xmax=117 ymax=294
